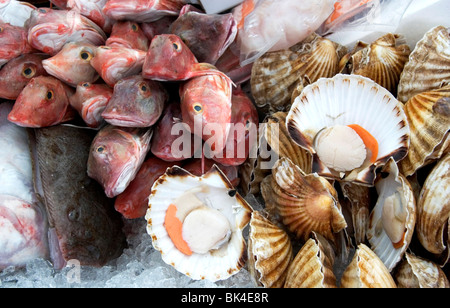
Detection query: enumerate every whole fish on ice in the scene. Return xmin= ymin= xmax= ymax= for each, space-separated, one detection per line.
xmin=106 ymin=21 xmax=149 ymax=51
xmin=87 ymin=125 xmax=153 ymax=198
xmin=0 ymin=102 xmax=48 ymax=269
xmin=0 ymin=22 xmax=35 ymax=67
xmin=33 ymin=124 xmax=126 ymax=268
xmin=42 ymin=42 xmax=99 ymax=87
xmin=8 ymin=76 xmax=76 ymax=128
xmin=0 ymin=53 xmax=48 ymax=100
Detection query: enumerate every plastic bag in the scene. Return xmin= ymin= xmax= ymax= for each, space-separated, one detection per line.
xmin=233 ymin=0 xmax=336 ymax=66
xmin=319 ymin=0 xmax=414 ymax=35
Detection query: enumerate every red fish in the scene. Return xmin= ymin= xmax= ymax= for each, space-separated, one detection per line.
xmin=90 ymin=45 xmax=146 ymax=87
xmin=106 ymin=21 xmax=149 ymax=51
xmin=212 ymin=87 xmax=259 ymax=166
xmin=179 ymin=73 xmax=233 ymax=156
xmin=42 ymin=42 xmax=99 ymax=87
xmin=103 ymin=0 xmax=187 ymax=23
xmin=151 ymin=101 xmax=202 ymax=161
xmin=26 ymin=8 xmax=107 ymax=56
xmin=182 ymin=158 xmax=240 ymax=187
xmin=142 ymin=34 xmax=227 ymax=81
xmin=67 ymin=0 xmax=114 ymax=33
xmin=101 ymin=75 xmax=168 ymax=127
xmin=8 ymin=76 xmax=76 ymax=128
xmin=69 ymin=82 xmax=113 ymax=128
xmin=0 ymin=53 xmax=49 ymax=100
xmin=141 ymin=15 xmax=176 ymax=40
xmin=170 ymin=5 xmax=237 ymax=65
xmin=0 ymin=23 xmax=35 ymax=66
xmin=114 ymin=156 xmax=177 ymax=219
xmin=87 ymin=125 xmax=153 ymax=198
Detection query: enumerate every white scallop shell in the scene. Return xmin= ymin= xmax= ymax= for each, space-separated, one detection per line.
xmin=145 ymin=165 xmax=253 ymax=282
xmin=286 ymin=74 xmax=410 ymax=185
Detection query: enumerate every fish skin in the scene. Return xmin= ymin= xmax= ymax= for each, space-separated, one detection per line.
xmin=90 ymin=45 xmax=146 ymax=87
xmin=101 ymin=75 xmax=168 ymax=127
xmin=33 ymin=124 xmax=126 ymax=268
xmin=0 ymin=22 xmax=36 ymax=66
xmin=69 ymin=82 xmax=113 ymax=128
xmin=106 ymin=21 xmax=149 ymax=51
xmin=150 ymin=101 xmax=201 ymax=161
xmin=0 ymin=53 xmax=49 ymax=100
xmin=103 ymin=0 xmax=187 ymax=23
xmin=87 ymin=125 xmax=153 ymax=198
xmin=8 ymin=76 xmax=77 ymax=128
xmin=67 ymin=0 xmax=114 ymax=33
xmin=42 ymin=42 xmax=99 ymax=87
xmin=114 ymin=156 xmax=177 ymax=219
xmin=0 ymin=102 xmax=49 ymax=269
xmin=0 ymin=0 xmax=36 ymax=27
xmin=26 ymin=8 xmax=107 ymax=56
xmin=180 ymin=73 xmax=233 ymax=155
xmin=141 ymin=15 xmax=176 ymax=40
xmin=170 ymin=6 xmax=237 ymax=65
xmin=212 ymin=87 xmax=259 ymax=166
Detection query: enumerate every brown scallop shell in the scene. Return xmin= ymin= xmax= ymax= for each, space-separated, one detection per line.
xmin=247 ymin=211 xmax=293 ymax=288
xmin=348 ymin=33 xmax=411 ymax=95
xmin=397 ymin=26 xmax=450 ymax=103
xmin=284 ymin=233 xmax=337 ymax=288
xmin=399 ymin=85 xmax=450 ymax=177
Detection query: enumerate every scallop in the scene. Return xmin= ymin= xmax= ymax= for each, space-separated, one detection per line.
xmin=145 ymin=165 xmax=253 ymax=282
xmin=367 ymin=158 xmax=416 ymax=271
xmin=260 ymin=157 xmax=347 ymax=242
xmin=286 ymin=74 xmax=410 ymax=186
xmin=247 ymin=211 xmax=293 ymax=288
xmin=251 ymin=32 xmax=347 ymax=112
xmin=284 ymin=233 xmax=337 ymax=288
xmin=398 ymin=85 xmax=450 ymax=177
xmin=347 ymin=33 xmax=411 ymax=95
xmin=416 ymin=153 xmax=450 ymax=266
xmin=340 ymin=244 xmax=397 ymax=288
xmin=395 ymin=252 xmax=450 ymax=288
xmin=397 ymin=26 xmax=450 ymax=103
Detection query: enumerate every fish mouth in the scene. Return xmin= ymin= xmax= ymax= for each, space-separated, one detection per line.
xmin=102 ymin=113 xmax=149 ymax=128
xmin=105 ymin=164 xmax=136 ymax=198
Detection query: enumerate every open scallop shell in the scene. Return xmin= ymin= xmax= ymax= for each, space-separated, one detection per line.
xmin=251 ymin=33 xmax=347 ymax=112
xmin=260 ymin=157 xmax=347 ymax=242
xmin=145 ymin=165 xmax=253 ymax=282
xmin=397 ymin=26 xmax=450 ymax=103
xmin=416 ymin=153 xmax=450 ymax=266
xmin=367 ymin=158 xmax=416 ymax=271
xmin=340 ymin=244 xmax=397 ymax=288
xmin=286 ymin=74 xmax=410 ymax=186
xmin=284 ymin=233 xmax=337 ymax=288
xmin=399 ymin=85 xmax=450 ymax=177
xmin=247 ymin=211 xmax=293 ymax=288
xmin=348 ymin=33 xmax=411 ymax=95
xmin=395 ymin=252 xmax=450 ymax=288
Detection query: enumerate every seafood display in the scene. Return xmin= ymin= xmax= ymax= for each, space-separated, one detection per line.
xmin=0 ymin=0 xmax=449 ymax=289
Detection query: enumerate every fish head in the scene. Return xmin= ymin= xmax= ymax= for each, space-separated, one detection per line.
xmin=8 ymin=76 xmax=71 ymax=128
xmin=103 ymin=0 xmax=184 ymax=22
xmin=142 ymin=34 xmax=197 ymax=81
xmin=42 ymin=42 xmax=99 ymax=87
xmin=102 ymin=75 xmax=167 ymax=127
xmin=0 ymin=23 xmax=33 ymax=65
xmin=87 ymin=125 xmax=153 ymax=197
xmin=106 ymin=21 xmax=149 ymax=51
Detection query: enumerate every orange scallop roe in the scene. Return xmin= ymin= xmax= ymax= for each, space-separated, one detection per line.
xmin=348 ymin=124 xmax=379 ymax=163
xmin=164 ymin=204 xmax=192 ymax=256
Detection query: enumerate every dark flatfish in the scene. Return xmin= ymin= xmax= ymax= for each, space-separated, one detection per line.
xmin=33 ymin=124 xmax=126 ymax=268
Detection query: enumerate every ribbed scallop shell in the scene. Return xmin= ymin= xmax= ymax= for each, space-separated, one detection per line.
xmin=397 ymin=26 xmax=450 ymax=103
xmin=399 ymin=85 xmax=450 ymax=177
xmin=395 ymin=252 xmax=450 ymax=288
xmin=145 ymin=165 xmax=253 ymax=282
xmin=367 ymin=158 xmax=416 ymax=271
xmin=284 ymin=233 xmax=337 ymax=288
xmin=349 ymin=33 xmax=411 ymax=95
xmin=340 ymin=244 xmax=397 ymax=288
xmin=416 ymin=153 xmax=450 ymax=266
xmin=251 ymin=33 xmax=347 ymax=112
xmin=260 ymin=157 xmax=347 ymax=242
xmin=286 ymin=74 xmax=410 ymax=185
xmin=247 ymin=211 xmax=293 ymax=288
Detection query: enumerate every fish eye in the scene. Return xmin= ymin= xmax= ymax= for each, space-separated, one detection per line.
xmin=96 ymin=145 xmax=106 ymax=153
xmin=193 ymin=104 xmax=203 ymax=114
xmin=22 ymin=66 xmax=36 ymax=78
xmin=131 ymin=23 xmax=139 ymax=32
xmin=45 ymin=90 xmax=54 ymax=101
xmin=172 ymin=42 xmax=181 ymax=52
xmin=138 ymin=82 xmax=149 ymax=95
xmin=82 ymin=82 xmax=91 ymax=88
xmin=38 ymin=8 xmax=47 ymax=13
xmin=245 ymin=119 xmax=251 ymax=129
xmin=80 ymin=50 xmax=93 ymax=61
